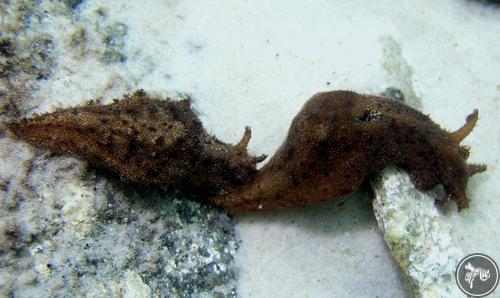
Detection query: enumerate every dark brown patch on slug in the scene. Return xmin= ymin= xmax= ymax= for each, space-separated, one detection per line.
xmin=213 ymin=91 xmax=486 ymax=212
xmin=7 ymin=90 xmax=265 ymax=197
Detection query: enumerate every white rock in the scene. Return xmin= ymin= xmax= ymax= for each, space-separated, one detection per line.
xmin=371 ymin=167 xmax=466 ymax=298
xmin=121 ymin=270 xmax=152 ymax=298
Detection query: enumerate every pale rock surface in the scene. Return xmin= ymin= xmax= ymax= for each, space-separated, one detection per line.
xmin=371 ymin=167 xmax=466 ymax=298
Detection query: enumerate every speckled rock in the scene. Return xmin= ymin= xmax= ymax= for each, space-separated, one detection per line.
xmin=371 ymin=167 xmax=466 ymax=298
xmin=0 ymin=138 xmax=239 ymax=297
xmin=0 ymin=139 xmax=239 ymax=297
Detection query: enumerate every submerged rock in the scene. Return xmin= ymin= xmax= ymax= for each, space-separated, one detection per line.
xmin=371 ymin=167 xmax=466 ymax=297
xmin=0 ymin=138 xmax=239 ymax=297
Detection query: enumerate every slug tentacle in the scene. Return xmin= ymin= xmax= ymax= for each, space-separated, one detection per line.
xmin=467 ymin=164 xmax=487 ymax=177
xmin=236 ymin=126 xmax=252 ymax=151
xmin=449 ymin=109 xmax=478 ymax=144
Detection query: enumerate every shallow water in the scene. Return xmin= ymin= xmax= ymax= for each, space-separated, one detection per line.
xmin=1 ymin=0 xmax=499 ymax=297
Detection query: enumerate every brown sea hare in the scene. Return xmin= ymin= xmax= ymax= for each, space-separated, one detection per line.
xmin=7 ymin=90 xmax=266 ymax=197
xmin=213 ymin=91 xmax=486 ymax=212
xmin=8 ymin=90 xmax=485 ymax=212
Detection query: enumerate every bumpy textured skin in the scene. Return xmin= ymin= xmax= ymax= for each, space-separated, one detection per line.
xmin=213 ymin=91 xmax=486 ymax=212
xmin=8 ymin=90 xmax=485 ymax=213
xmin=7 ymin=90 xmax=265 ymax=197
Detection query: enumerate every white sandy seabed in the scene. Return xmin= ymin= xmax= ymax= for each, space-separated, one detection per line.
xmin=5 ymin=0 xmax=500 ymax=297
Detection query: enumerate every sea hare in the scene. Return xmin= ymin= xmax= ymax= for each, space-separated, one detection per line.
xmin=213 ymin=91 xmax=486 ymax=212
xmin=8 ymin=90 xmax=485 ymax=212
xmin=7 ymin=90 xmax=266 ymax=197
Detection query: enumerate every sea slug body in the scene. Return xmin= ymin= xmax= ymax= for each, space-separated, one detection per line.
xmin=7 ymin=90 xmax=266 ymax=198
xmin=7 ymin=90 xmax=485 ymax=212
xmin=213 ymin=91 xmax=486 ymax=212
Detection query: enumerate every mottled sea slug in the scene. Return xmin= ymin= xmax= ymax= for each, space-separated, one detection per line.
xmin=8 ymin=90 xmax=266 ymax=197
xmin=213 ymin=91 xmax=486 ymax=212
xmin=8 ymin=90 xmax=485 ymax=212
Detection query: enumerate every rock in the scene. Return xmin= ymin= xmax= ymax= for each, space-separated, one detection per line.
xmin=370 ymin=167 xmax=466 ymax=297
